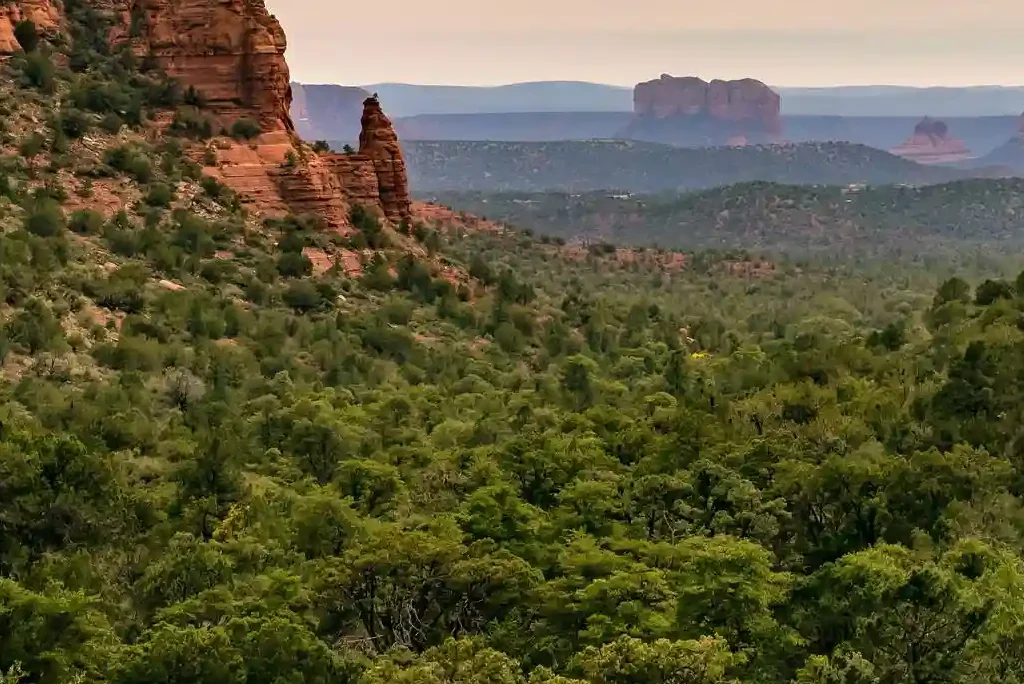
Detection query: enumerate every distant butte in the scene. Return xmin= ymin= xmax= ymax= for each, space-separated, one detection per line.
xmin=621 ymin=74 xmax=783 ymax=147
xmin=634 ymin=75 xmax=782 ymax=132
xmin=890 ymin=117 xmax=972 ymax=165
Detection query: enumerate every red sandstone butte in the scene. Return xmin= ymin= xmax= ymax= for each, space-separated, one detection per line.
xmin=889 ymin=117 xmax=972 ymax=165
xmin=634 ymin=74 xmax=782 ymax=135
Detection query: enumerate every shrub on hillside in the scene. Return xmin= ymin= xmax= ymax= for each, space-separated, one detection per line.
xmin=17 ymin=51 xmax=55 ymax=91
xmin=282 ymin=280 xmax=323 ymax=312
xmin=69 ymin=209 xmax=104 ymax=235
xmin=350 ymin=204 xmax=388 ymax=249
xmin=24 ymin=199 xmax=66 ymax=237
xmin=230 ymin=118 xmax=261 ymax=141
xmin=170 ymin=106 xmax=213 ymax=139
xmin=99 ymin=113 xmax=124 ymax=134
xmin=104 ymin=145 xmax=153 ymax=184
xmin=183 ymin=85 xmax=206 ymax=107
xmin=145 ymin=183 xmax=174 ymax=208
xmin=58 ymin=108 xmax=92 ymax=139
xmin=70 ymin=80 xmax=143 ymax=125
xmin=276 ymin=251 xmax=312 ymax=278
xmin=14 ymin=20 xmax=39 ymax=53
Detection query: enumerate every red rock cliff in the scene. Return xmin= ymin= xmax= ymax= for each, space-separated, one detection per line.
xmin=118 ymin=0 xmax=292 ymax=133
xmin=0 ymin=0 xmax=60 ymax=53
xmin=103 ymin=0 xmax=411 ymax=228
xmin=634 ymin=74 xmax=782 ymax=135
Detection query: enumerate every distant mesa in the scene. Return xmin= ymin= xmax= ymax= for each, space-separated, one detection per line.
xmin=634 ymin=75 xmax=783 ymax=131
xmin=889 ymin=116 xmax=972 ymax=165
xmin=620 ymin=74 xmax=783 ymax=147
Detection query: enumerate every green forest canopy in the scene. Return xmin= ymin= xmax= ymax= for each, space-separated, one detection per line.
xmin=6 ymin=3 xmax=1024 ymax=684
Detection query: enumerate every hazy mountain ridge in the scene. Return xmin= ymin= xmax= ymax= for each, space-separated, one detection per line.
xmin=300 ymin=81 xmax=1024 ymax=118
xmin=396 ymin=139 xmax=972 ymax=194
xmin=387 ymin=115 xmax=1020 ymax=157
xmin=425 ymin=178 xmax=1024 ymax=253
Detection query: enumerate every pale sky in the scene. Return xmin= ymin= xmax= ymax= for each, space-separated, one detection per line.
xmin=266 ymin=0 xmax=1024 ymax=87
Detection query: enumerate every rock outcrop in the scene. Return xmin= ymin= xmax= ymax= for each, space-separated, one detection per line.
xmin=202 ymin=98 xmax=413 ymax=228
xmin=621 ymin=74 xmax=783 ymax=147
xmin=99 ymin=0 xmax=411 ymax=228
xmin=0 ymin=0 xmax=60 ymax=53
xmin=359 ymin=97 xmax=412 ymax=223
xmin=889 ymin=117 xmax=972 ymax=165
xmin=634 ymin=75 xmax=782 ymax=130
xmin=115 ymin=0 xmax=293 ymax=133
xmin=291 ymin=83 xmax=372 ymax=142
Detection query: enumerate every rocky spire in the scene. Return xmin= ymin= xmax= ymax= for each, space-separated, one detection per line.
xmin=358 ymin=97 xmax=412 ymax=223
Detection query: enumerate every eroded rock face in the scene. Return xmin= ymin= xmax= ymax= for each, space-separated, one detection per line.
xmin=99 ymin=0 xmax=412 ymax=229
xmin=0 ymin=0 xmax=60 ymax=53
xmin=634 ymin=74 xmax=782 ymax=134
xmin=358 ymin=97 xmax=412 ymax=223
xmin=122 ymin=0 xmax=292 ymax=132
xmin=890 ymin=116 xmax=972 ymax=165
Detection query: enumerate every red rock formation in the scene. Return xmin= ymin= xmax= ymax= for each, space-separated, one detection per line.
xmin=123 ymin=0 xmax=293 ymax=133
xmin=324 ymin=152 xmax=382 ymax=211
xmin=0 ymin=0 xmax=60 ymax=53
xmin=634 ymin=74 xmax=782 ymax=135
xmin=358 ymin=97 xmax=412 ymax=223
xmin=890 ymin=117 xmax=972 ymax=165
xmin=94 ymin=0 xmax=413 ymax=229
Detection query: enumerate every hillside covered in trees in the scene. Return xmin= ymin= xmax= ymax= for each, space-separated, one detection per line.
xmin=8 ymin=2 xmax=1024 ymax=684
xmin=427 ymin=179 xmax=1024 ymax=255
xmin=401 ymin=140 xmax=979 ymax=193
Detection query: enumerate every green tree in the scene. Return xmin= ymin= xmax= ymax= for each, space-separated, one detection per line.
xmin=569 ymin=635 xmax=743 ymax=684
xmin=14 ymin=21 xmax=39 ymax=52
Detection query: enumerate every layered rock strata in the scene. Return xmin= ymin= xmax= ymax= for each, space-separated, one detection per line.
xmin=100 ymin=0 xmax=411 ymax=227
xmin=358 ymin=97 xmax=413 ymax=222
xmin=203 ymin=99 xmax=412 ymax=228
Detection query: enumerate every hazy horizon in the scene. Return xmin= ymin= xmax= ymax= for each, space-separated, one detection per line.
xmin=267 ymin=0 xmax=1024 ymax=88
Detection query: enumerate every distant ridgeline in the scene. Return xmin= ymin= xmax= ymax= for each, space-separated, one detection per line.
xmin=399 ymin=140 xmax=974 ymax=194
xmin=426 ymin=179 xmax=1024 ymax=254
xmin=295 ymin=79 xmax=1024 ymax=157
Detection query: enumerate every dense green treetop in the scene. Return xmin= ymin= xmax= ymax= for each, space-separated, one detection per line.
xmin=4 ymin=3 xmax=1024 ymax=683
